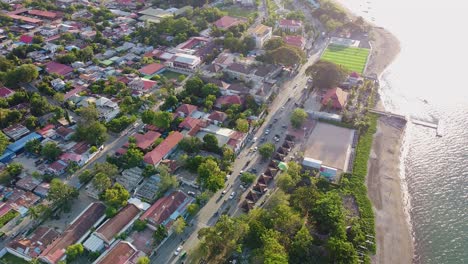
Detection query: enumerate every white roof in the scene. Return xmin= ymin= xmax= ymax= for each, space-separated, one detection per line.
xmin=83 ymin=234 xmax=105 ymax=252
xmin=174 ymin=53 xmax=199 ymax=65
xmin=128 ymin=198 xmax=151 ymax=211
xmin=302 ymin=157 xmax=322 ymax=169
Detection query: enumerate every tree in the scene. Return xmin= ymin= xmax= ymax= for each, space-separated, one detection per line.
xmin=305 ymin=60 xmax=348 ymax=88
xmin=93 ymin=162 xmax=118 ymax=179
xmin=259 ymin=143 xmax=275 ymax=159
xmin=157 ymin=165 xmax=178 ymax=194
xmin=179 ymin=137 xmax=202 ymax=154
xmin=264 ymin=46 xmax=305 ymax=66
xmin=240 ymin=172 xmax=256 ymax=185
xmin=197 ymin=159 xmax=225 ymax=192
xmin=161 ymin=95 xmax=178 ymax=111
xmin=136 ymin=256 xmax=150 ymax=264
xmin=29 ymin=204 xmax=51 ymax=221
xmin=102 ymin=183 xmax=130 ymax=209
xmin=290 ymin=186 xmax=321 ymax=215
xmin=235 ymin=118 xmax=249 ymax=133
xmin=121 ymin=145 xmax=143 ymax=168
xmin=290 ymin=224 xmax=314 ymax=262
xmin=66 ymin=243 xmax=84 ymax=262
xmin=92 ymin=172 xmax=112 ymax=193
xmin=48 ymin=179 xmax=78 ymax=213
xmin=187 ymin=203 xmax=199 ymax=217
xmin=203 ymin=134 xmax=219 ymax=153
xmin=264 ymin=38 xmax=285 ymax=50
xmin=327 ymin=237 xmax=359 ymax=264
xmin=185 ymin=76 xmax=204 ymax=95
xmin=78 ymin=169 xmax=93 ymax=184
xmin=6 ymin=162 xmax=22 ymax=177
xmin=312 ymin=192 xmax=346 ymax=237
xmin=201 ymin=83 xmax=219 ymax=97
xmin=290 ymin=108 xmax=307 ymax=129
xmin=25 ymin=139 xmax=42 ymax=155
xmin=261 ymin=229 xmax=289 ymax=264
xmin=173 ymin=217 xmax=186 ymax=234
xmin=133 ymin=219 xmax=147 ymax=232
xmin=0 ymin=131 xmax=8 ymax=154
xmin=41 ymin=142 xmax=62 ymax=162
xmin=153 ymin=111 xmax=172 ymax=129
xmin=153 ymin=224 xmax=168 ymax=243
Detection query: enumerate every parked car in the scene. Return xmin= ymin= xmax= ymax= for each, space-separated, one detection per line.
xmin=282 ymin=125 xmax=288 ymax=129
xmin=229 ymin=192 xmax=236 ymax=200
xmin=174 ymin=245 xmax=183 ymax=256
xmin=187 ymin=191 xmax=195 ymax=196
xmin=222 ymin=189 xmax=228 ymax=195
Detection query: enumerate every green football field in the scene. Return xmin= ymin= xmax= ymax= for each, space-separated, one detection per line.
xmin=321 ymin=44 xmax=370 ymax=74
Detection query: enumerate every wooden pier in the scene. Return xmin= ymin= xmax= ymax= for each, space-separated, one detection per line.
xmin=369 ymin=109 xmax=443 ymax=136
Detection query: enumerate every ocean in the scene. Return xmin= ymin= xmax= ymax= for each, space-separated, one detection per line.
xmin=334 ymin=0 xmax=468 ymax=263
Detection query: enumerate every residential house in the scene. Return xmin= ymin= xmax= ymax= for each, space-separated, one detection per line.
xmin=36 ymin=124 xmax=56 ymax=138
xmin=39 ymin=203 xmax=106 ymax=264
xmin=3 ymin=124 xmax=30 ymax=141
xmin=19 ymin=35 xmax=33 ymax=44
xmin=249 ymin=24 xmax=272 ymax=48
xmin=46 ymin=160 xmax=68 ymax=175
xmin=139 ymin=190 xmax=194 ymax=230
xmin=138 ymin=63 xmax=165 ymax=77
xmin=178 ymin=117 xmax=205 ymax=136
xmin=59 ymin=152 xmax=85 ymax=166
xmin=51 ymin=78 xmax=66 ymax=91
xmin=283 ymin=35 xmax=306 ymax=50
xmin=213 ymin=16 xmax=247 ymax=30
xmin=83 ymin=204 xmax=141 ymax=252
xmin=175 ymin=104 xmax=198 ymax=118
xmin=207 ymin=111 xmax=227 ymax=125
xmin=321 ymin=87 xmax=349 ymax=110
xmin=279 ymin=19 xmax=303 ymax=32
xmin=215 ymin=95 xmax=243 ymax=109
xmin=196 ymin=124 xmax=247 ymax=153
xmin=116 ymin=167 xmax=144 ymax=193
xmin=34 ymin=182 xmax=50 ymax=198
xmin=44 ymin=61 xmax=73 ymax=76
xmin=224 ymin=63 xmax=252 ymax=81
xmin=0 ymin=87 xmax=15 ymax=98
xmin=55 ymin=126 xmax=74 ymax=140
xmin=15 ymin=176 xmax=41 ymax=192
xmin=168 ymin=53 xmax=201 ymax=72
xmin=93 ymin=241 xmax=146 ymax=264
xmin=129 ymin=131 xmax=161 ymax=151
xmin=143 ymin=131 xmax=183 ymax=166
xmin=6 ymin=227 xmax=60 ymax=262
xmin=95 ymin=97 xmax=120 ymax=122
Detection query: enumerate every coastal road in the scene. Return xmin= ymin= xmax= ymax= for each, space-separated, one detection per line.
xmin=152 ymin=33 xmax=329 ymax=264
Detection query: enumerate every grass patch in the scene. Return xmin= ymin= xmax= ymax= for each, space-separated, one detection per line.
xmin=0 ymin=253 xmax=29 ymax=264
xmin=220 ymin=5 xmax=257 ymax=19
xmin=321 ymin=44 xmax=370 ymax=74
xmin=160 ymin=70 xmax=186 ymax=81
xmin=0 ymin=210 xmax=19 ymax=228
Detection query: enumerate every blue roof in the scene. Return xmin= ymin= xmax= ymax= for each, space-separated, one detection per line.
xmin=7 ymin=132 xmax=42 ymax=153
xmin=0 ymin=149 xmax=15 ymax=163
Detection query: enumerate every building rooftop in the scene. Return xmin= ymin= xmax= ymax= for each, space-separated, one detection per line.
xmin=116 ymin=167 xmax=144 ymax=192
xmin=15 ymin=176 xmax=41 ymax=192
xmin=3 ymin=124 xmax=30 ymax=141
xmin=8 ymin=227 xmax=60 ymax=259
xmin=143 ymin=132 xmax=183 ymax=165
xmin=40 ymin=203 xmax=106 ymax=264
xmin=140 ymin=190 xmax=193 ymax=228
xmin=95 ymin=241 xmax=145 ymax=264
xmin=213 ymin=16 xmax=246 ymax=29
xmin=44 ymin=61 xmax=73 ymax=76
xmin=130 ymin=131 xmax=161 ymax=150
xmin=138 ymin=63 xmax=165 ymax=76
xmin=95 ymin=204 xmax=140 ymax=244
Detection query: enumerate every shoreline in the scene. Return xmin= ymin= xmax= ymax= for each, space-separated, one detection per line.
xmin=327 ymin=1 xmax=414 ymax=263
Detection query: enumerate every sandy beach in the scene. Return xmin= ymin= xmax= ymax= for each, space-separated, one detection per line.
xmin=329 ymin=1 xmax=414 ymax=263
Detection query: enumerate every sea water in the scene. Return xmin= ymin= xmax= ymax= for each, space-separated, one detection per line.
xmin=335 ymin=0 xmax=468 ymax=263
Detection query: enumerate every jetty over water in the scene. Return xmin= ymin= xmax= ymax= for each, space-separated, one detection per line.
xmin=369 ymin=109 xmax=443 ymax=136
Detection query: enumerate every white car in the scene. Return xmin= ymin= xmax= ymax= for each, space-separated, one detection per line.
xmin=174 ymin=245 xmax=183 ymax=256
xmin=254 ymin=146 xmax=258 ymax=152
xmin=222 ymin=189 xmax=228 ymax=195
xmin=229 ymin=192 xmax=236 ymax=199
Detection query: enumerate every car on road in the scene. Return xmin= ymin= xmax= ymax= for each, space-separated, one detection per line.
xmin=187 ymin=191 xmax=195 ymax=196
xmin=225 ymin=174 xmax=231 ymax=181
xmin=282 ymin=125 xmax=288 ymax=129
xmin=265 ymin=129 xmax=270 ymax=135
xmin=281 ymin=106 xmax=285 ymax=110
xmin=254 ymin=146 xmax=258 ymax=152
xmin=240 ymin=170 xmax=244 ymax=174
xmin=287 ymin=97 xmax=292 ymax=102
xmin=174 ymin=245 xmax=183 ymax=256
xmin=273 ymin=118 xmax=278 ymax=123
xmin=229 ymin=192 xmax=236 ymax=199
xmin=222 ymin=189 xmax=228 ymax=196
xmin=249 ymin=168 xmax=258 ymax=174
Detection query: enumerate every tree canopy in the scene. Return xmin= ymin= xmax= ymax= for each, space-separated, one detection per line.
xmin=259 ymin=143 xmax=275 ymax=159
xmin=197 ymin=159 xmax=225 ymax=192
xmin=305 ymin=60 xmax=348 ymax=88
xmin=290 ymin=108 xmax=308 ymax=129
xmin=102 ymin=183 xmax=130 ymax=209
xmin=47 ymin=179 xmax=78 ymax=213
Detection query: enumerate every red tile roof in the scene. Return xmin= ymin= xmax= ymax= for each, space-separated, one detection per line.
xmin=28 ymin=9 xmax=58 ymax=19
xmin=59 ymin=152 xmax=82 ymax=163
xmin=178 ymin=117 xmax=201 ymax=130
xmin=95 ymin=204 xmax=140 ymax=244
xmin=0 ymin=87 xmax=14 ymax=98
xmin=283 ymin=35 xmax=306 ymax=49
xmin=143 ymin=131 xmax=183 ymax=165
xmin=138 ymin=63 xmax=165 ymax=75
xmin=37 ymin=124 xmax=55 ymax=136
xmin=208 ymin=111 xmax=227 ymax=123
xmin=40 ymin=203 xmax=106 ymax=264
xmin=96 ymin=241 xmax=145 ymax=264
xmin=175 ymin=104 xmax=197 ymax=117
xmin=321 ymin=87 xmax=348 ymax=109
xmin=8 ymin=227 xmax=60 ymax=259
xmin=132 ymin=131 xmax=161 ymax=150
xmin=45 ymin=61 xmax=73 ymax=76
xmin=140 ymin=190 xmax=190 ymax=227
xmin=215 ymin=95 xmax=243 ymax=107
xmin=279 ymin=19 xmax=302 ymax=27
xmin=213 ymin=16 xmax=246 ymax=29
xmin=142 ymin=79 xmax=157 ymax=90
xmin=0 ymin=203 xmax=12 ymax=218
xmin=19 ymin=35 xmax=33 ymax=44
xmin=8 ymin=14 xmax=42 ymax=24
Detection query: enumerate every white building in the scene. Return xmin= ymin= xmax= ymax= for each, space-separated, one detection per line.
xmin=167 ymin=53 xmax=201 ymax=72
xmin=249 ymin=24 xmax=272 ymax=48
xmin=95 ymin=97 xmax=120 ymax=122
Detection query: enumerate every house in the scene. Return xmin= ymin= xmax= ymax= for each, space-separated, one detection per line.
xmin=215 ymin=95 xmax=243 ymax=109
xmin=3 ymin=124 xmax=30 ymax=141
xmin=178 ymin=117 xmax=205 ymax=136
xmin=51 ymin=78 xmax=66 ymax=91
xmin=249 ymin=24 xmax=272 ymax=48
xmin=213 ymin=16 xmax=247 ymax=30
xmin=40 ymin=203 xmax=106 ymax=264
xmin=95 ymin=97 xmax=120 ymax=122
xmin=80 ymin=30 xmax=97 ymax=39
xmin=0 ymin=87 xmax=15 ymax=98
xmin=283 ymin=35 xmax=306 ymax=50
xmin=279 ymin=19 xmax=303 ymax=32
xmin=55 ymin=126 xmax=74 ymax=140
xmin=128 ymin=77 xmax=158 ymax=93
xmin=83 ymin=204 xmax=141 ymax=252
xmin=5 ymin=132 xmax=42 ymax=154
xmin=19 ymin=35 xmax=33 ymax=44
xmin=116 ymin=167 xmax=144 ymax=192
xmin=175 ymin=104 xmax=198 ymax=118
xmin=224 ymin=63 xmax=251 ymax=81
xmin=44 ymin=61 xmax=73 ymax=76
xmin=7 ymin=227 xmax=60 ymax=262
xmin=138 ymin=63 xmax=165 ymax=77
xmin=321 ymin=87 xmax=349 ymax=110
xmin=15 ymin=176 xmax=41 ymax=192
xmin=4 ymin=189 xmax=40 ymax=216
xmin=168 ymin=53 xmax=201 ymax=72
xmin=37 ymin=124 xmax=56 ymax=138
xmin=140 ymin=190 xmax=194 ymax=230
xmin=135 ymin=175 xmax=160 ymax=201
xmin=28 ymin=10 xmax=59 ymax=19
xmin=34 ymin=182 xmax=50 ymax=198
xmin=59 ymin=152 xmax=84 ymax=166
xmin=207 ymin=111 xmax=228 ymax=125
xmin=143 ymin=131 xmax=183 ymax=166
xmin=47 ymin=160 xmax=68 ymax=175
xmin=130 ymin=131 xmax=161 ymax=151
xmin=93 ymin=241 xmax=146 ymax=264
xmin=196 ymin=124 xmax=247 ymax=153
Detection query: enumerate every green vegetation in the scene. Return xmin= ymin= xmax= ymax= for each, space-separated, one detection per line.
xmin=306 ymin=59 xmax=348 ymax=88
xmin=160 ymin=70 xmax=186 ymax=81
xmin=66 ymin=243 xmax=84 ymax=262
xmin=48 ymin=179 xmax=79 ymax=214
xmin=220 ymin=5 xmax=257 ymax=19
xmin=133 ymin=219 xmax=148 ymax=232
xmin=0 ymin=131 xmax=8 ymax=154
xmin=0 ymin=253 xmax=29 ymax=264
xmin=259 ymin=143 xmax=275 ymax=159
xmin=0 ymin=210 xmax=19 ymax=228
xmin=290 ymin=108 xmax=308 ymax=128
xmin=321 ymin=44 xmax=370 ymax=74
